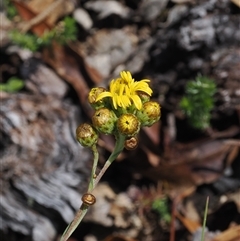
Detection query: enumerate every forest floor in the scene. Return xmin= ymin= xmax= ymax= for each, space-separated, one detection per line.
xmin=1 ymin=1 xmax=240 ymax=241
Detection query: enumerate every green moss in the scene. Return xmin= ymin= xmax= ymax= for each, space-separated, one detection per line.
xmin=4 ymin=0 xmax=18 ymax=19
xmin=180 ymin=76 xmax=217 ymax=129
xmin=152 ymin=197 xmax=171 ymax=223
xmin=9 ymin=17 xmax=78 ymax=51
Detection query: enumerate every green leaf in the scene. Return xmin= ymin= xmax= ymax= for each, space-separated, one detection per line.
xmin=0 ymin=77 xmax=24 ymax=92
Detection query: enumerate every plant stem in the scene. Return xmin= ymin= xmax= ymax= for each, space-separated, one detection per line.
xmin=201 ymin=196 xmax=209 ymax=241
xmin=60 ymin=144 xmax=99 ymax=241
xmin=94 ymin=134 xmax=125 ymax=186
xmin=88 ymin=144 xmax=99 ymax=191
xmin=60 ymin=204 xmax=88 ymax=241
xmin=60 ymin=135 xmax=125 ymax=241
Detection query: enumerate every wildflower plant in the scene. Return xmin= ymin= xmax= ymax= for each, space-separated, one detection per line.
xmin=0 ymin=77 xmax=24 ymax=93
xmin=180 ymin=76 xmax=216 ymax=129
xmin=9 ymin=17 xmax=77 ymax=52
xmin=152 ymin=197 xmax=171 ymax=224
xmin=61 ymin=71 xmax=161 ymax=241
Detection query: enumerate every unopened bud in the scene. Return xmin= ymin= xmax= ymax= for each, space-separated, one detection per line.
xmin=92 ymin=107 xmax=117 ymax=134
xmin=124 ymin=136 xmax=138 ymax=150
xmin=117 ymin=114 xmax=140 ymax=137
xmin=136 ymin=101 xmax=161 ymax=126
xmin=88 ymin=87 xmax=106 ymax=110
xmin=76 ymin=123 xmax=98 ymax=147
xmin=137 ymin=91 xmax=151 ymax=103
xmin=81 ymin=193 xmax=96 ymax=206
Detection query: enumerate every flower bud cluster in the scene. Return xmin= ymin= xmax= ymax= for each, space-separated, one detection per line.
xmin=76 ymin=71 xmax=161 ymax=149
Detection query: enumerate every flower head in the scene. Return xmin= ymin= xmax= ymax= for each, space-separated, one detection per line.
xmin=96 ymin=71 xmax=153 ymax=110
xmin=76 ymin=123 xmax=98 ymax=147
xmin=136 ymin=101 xmax=161 ymax=126
xmin=92 ymin=107 xmax=117 ymax=134
xmin=117 ymin=113 xmax=140 ymax=137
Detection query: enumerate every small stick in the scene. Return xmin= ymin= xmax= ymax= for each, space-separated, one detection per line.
xmin=19 ymin=0 xmax=64 ymax=33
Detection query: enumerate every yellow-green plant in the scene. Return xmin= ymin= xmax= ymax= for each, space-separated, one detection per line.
xmin=152 ymin=197 xmax=171 ymax=223
xmin=180 ymin=76 xmax=216 ymax=129
xmin=4 ymin=0 xmax=18 ymax=19
xmin=9 ymin=17 xmax=77 ymax=51
xmin=61 ymin=71 xmax=161 ymax=241
xmin=0 ymin=77 xmax=24 ymax=92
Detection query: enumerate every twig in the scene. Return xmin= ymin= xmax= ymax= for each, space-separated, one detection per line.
xmin=19 ymin=0 xmax=65 ymax=33
xmin=169 ymin=197 xmax=176 ymax=241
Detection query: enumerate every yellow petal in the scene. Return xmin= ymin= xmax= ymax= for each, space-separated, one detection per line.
xmin=118 ymin=83 xmax=125 ymax=96
xmin=140 ymin=79 xmax=151 ymax=83
xmin=112 ymin=95 xmax=118 ymax=109
xmin=132 ymin=82 xmax=153 ymax=96
xmin=126 ymin=71 xmax=133 ymax=81
xmin=121 ymin=95 xmax=131 ymax=108
xmin=109 ymin=79 xmax=116 ymax=89
xmin=120 ymin=71 xmax=134 ymax=84
xmin=130 ymin=95 xmax=142 ymax=110
xmin=120 ymin=71 xmax=128 ymax=80
xmin=96 ymin=91 xmax=112 ymax=102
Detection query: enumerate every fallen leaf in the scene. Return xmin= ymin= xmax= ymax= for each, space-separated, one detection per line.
xmin=225 ymin=189 xmax=240 ymax=212
xmin=27 ymin=0 xmax=74 ymax=26
xmin=231 ymin=0 xmax=240 ymax=8
xmin=212 ymin=225 xmax=240 ymax=241
xmin=12 ymin=0 xmax=51 ymax=36
xmin=142 ymin=139 xmax=239 ymax=187
xmin=68 ymin=42 xmax=104 ymax=85
xmin=42 ymin=42 xmax=92 ymax=116
xmin=175 ymin=211 xmax=201 ymax=234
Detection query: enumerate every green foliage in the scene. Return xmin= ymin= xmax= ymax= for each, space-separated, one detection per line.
xmin=0 ymin=77 xmax=24 ymax=92
xmin=4 ymin=0 xmax=18 ymax=19
xmin=9 ymin=17 xmax=78 ymax=51
xmin=180 ymin=76 xmax=217 ymax=129
xmin=9 ymin=30 xmax=40 ymax=52
xmin=56 ymin=17 xmax=78 ymax=44
xmin=152 ymin=197 xmax=171 ymax=223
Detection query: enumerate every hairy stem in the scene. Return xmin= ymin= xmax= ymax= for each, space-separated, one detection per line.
xmin=88 ymin=144 xmax=99 ymax=191
xmin=60 ymin=135 xmax=125 ymax=241
xmin=94 ymin=134 xmax=125 ymax=186
xmin=201 ymin=196 xmax=209 ymax=241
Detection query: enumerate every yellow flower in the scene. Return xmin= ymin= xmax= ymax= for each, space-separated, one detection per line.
xmin=96 ymin=71 xmax=153 ymax=110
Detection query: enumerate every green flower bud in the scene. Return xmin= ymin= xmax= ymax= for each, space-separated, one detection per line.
xmin=88 ymin=87 xmax=106 ymax=110
xmin=76 ymin=123 xmax=98 ymax=147
xmin=92 ymin=107 xmax=117 ymax=134
xmin=136 ymin=101 xmax=161 ymax=127
xmin=137 ymin=91 xmax=151 ymax=103
xmin=117 ymin=114 xmax=140 ymax=137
